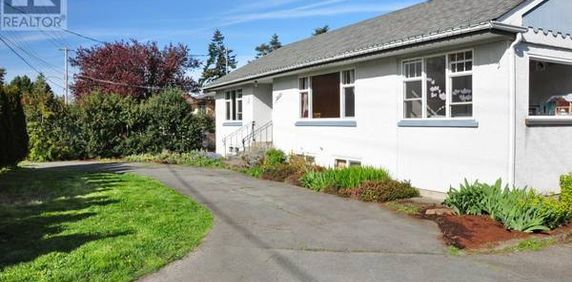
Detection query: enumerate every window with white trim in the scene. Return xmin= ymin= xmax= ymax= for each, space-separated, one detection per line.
xmin=342 ymin=70 xmax=355 ymax=118
xmin=299 ymin=77 xmax=310 ymax=118
xmin=402 ymin=50 xmax=473 ymax=119
xmin=299 ymin=69 xmax=356 ymax=119
xmin=225 ymin=89 xmax=243 ymax=121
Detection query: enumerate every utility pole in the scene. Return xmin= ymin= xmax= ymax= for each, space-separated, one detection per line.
xmin=59 ymin=47 xmax=69 ymax=104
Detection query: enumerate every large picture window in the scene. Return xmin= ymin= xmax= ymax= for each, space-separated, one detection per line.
xmin=402 ymin=50 xmax=473 ymax=119
xmin=225 ymin=89 xmax=243 ymax=121
xmin=299 ymin=69 xmax=356 ymax=119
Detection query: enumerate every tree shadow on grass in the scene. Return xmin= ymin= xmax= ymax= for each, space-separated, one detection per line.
xmin=0 ymin=164 xmax=135 ymax=269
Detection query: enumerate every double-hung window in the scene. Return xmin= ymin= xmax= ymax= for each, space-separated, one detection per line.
xmin=342 ymin=70 xmax=355 ymax=118
xmin=225 ymin=89 xmax=243 ymax=121
xmin=299 ymin=77 xmax=310 ymax=118
xmin=403 ymin=50 xmax=473 ymax=119
xmin=299 ymin=69 xmax=356 ymax=119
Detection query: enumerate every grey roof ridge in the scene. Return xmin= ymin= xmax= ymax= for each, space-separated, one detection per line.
xmin=204 ymin=21 xmax=525 ymax=91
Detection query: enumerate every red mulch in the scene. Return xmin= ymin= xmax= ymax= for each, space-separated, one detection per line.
xmin=430 ymin=215 xmax=529 ymax=250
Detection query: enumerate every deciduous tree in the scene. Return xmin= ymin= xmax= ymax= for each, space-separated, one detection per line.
xmin=71 ymin=40 xmax=200 ymax=99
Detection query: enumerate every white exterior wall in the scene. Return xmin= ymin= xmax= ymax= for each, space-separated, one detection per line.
xmin=514 ymin=40 xmax=572 ymax=193
xmin=215 ymin=85 xmax=254 ymax=155
xmin=215 ymin=84 xmax=273 ymax=155
xmin=271 ymin=40 xmax=512 ymax=193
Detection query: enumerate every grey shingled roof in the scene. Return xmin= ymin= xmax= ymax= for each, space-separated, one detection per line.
xmin=205 ymin=0 xmax=525 ymax=90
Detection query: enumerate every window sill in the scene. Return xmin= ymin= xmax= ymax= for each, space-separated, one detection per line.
xmin=398 ymin=119 xmax=479 ymax=128
xmin=223 ymin=121 xmax=243 ymax=127
xmin=526 ymin=117 xmax=572 ymax=127
xmin=295 ymin=120 xmax=357 ymax=127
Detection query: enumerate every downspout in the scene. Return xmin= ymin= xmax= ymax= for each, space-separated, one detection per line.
xmin=508 ymin=32 xmax=524 ymax=187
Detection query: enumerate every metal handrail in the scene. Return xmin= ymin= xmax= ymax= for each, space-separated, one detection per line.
xmin=222 ymin=122 xmax=253 ymax=156
xmin=242 ymin=121 xmax=273 ymax=150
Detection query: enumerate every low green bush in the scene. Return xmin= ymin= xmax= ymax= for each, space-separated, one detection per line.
xmin=560 ymin=174 xmax=572 ymax=205
xmin=126 ymin=151 xmax=223 ymax=168
xmin=300 ymin=166 xmax=390 ymax=192
xmin=444 ymin=180 xmax=572 ymax=233
xmin=242 ymin=166 xmax=263 ymax=178
xmin=263 ymin=149 xmax=287 ymax=167
xmin=339 ymin=180 xmax=419 ymax=203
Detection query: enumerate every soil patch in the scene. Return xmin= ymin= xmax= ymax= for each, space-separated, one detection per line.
xmin=431 ymin=215 xmax=528 ymax=250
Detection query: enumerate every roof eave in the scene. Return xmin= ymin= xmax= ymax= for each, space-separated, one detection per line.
xmin=203 ymin=21 xmax=527 ymax=91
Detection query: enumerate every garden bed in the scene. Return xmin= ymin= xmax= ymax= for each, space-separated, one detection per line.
xmin=385 ymin=200 xmax=572 ymax=251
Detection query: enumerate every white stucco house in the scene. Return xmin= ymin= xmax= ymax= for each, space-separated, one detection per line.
xmin=204 ymin=0 xmax=572 ymax=195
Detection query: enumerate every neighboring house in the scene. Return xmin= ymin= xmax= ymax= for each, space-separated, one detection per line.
xmin=186 ymin=93 xmax=215 ymax=117
xmin=204 ymin=0 xmax=572 ymax=195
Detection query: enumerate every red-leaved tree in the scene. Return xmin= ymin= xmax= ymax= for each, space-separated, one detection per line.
xmin=71 ymin=40 xmax=200 ymax=99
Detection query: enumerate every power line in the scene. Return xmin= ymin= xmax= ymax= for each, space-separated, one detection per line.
xmin=0 ymin=34 xmax=66 ymax=90
xmin=76 ymin=75 xmax=166 ymax=90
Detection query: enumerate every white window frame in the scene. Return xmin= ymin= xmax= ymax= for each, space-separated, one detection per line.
xmin=403 ymin=60 xmax=424 ymax=118
xmin=341 ymin=69 xmax=356 ymax=118
xmin=225 ymin=89 xmax=243 ymax=121
xmin=299 ymin=77 xmax=311 ymax=119
xmin=401 ymin=49 xmax=474 ymax=119
xmin=298 ymin=68 xmax=357 ymax=120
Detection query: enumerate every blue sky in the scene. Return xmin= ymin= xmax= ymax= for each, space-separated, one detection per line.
xmin=0 ymin=0 xmax=422 ymax=95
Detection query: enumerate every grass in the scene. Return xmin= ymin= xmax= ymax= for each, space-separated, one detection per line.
xmin=447 ymin=246 xmax=463 ymax=256
xmin=385 ymin=201 xmax=422 ymax=215
xmin=300 ymin=166 xmax=391 ymax=192
xmin=0 ymin=167 xmax=213 ymax=282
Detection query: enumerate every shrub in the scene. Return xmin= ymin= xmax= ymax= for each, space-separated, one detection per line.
xmin=300 ymin=166 xmax=390 ymax=192
xmin=444 ymin=180 xmax=572 ymax=233
xmin=263 ymin=149 xmax=287 ymax=167
xmin=560 ymin=174 xmax=572 ymax=206
xmin=339 ymin=180 xmax=419 ymax=202
xmin=243 ymin=166 xmax=263 ymax=178
xmin=126 ymin=151 xmax=223 ymax=168
xmin=0 ymin=85 xmax=29 ymax=168
xmin=261 ymin=164 xmax=298 ymax=182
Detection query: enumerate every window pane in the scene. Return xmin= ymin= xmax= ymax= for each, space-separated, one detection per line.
xmin=343 ymin=70 xmax=355 ymax=85
xmin=451 ymin=105 xmax=473 ymax=117
xmin=237 ymin=89 xmax=243 ymax=98
xmin=452 ymin=76 xmax=473 ymax=103
xmin=299 ymin=77 xmax=308 ymax=90
xmin=426 ymin=56 xmax=446 ymax=118
xmin=344 ymin=87 xmax=355 ymax=117
xmin=237 ymin=100 xmax=243 ymax=120
xmin=405 ymin=81 xmax=422 ymax=99
xmin=312 ymin=72 xmax=340 ymax=118
xmin=300 ymin=92 xmax=309 ymax=118
xmin=404 ymin=100 xmax=422 ymax=118
xmin=226 ymin=101 xmax=231 ymax=120
xmin=335 ymin=159 xmax=347 ymax=169
xmin=405 ymin=61 xmax=422 ymax=78
xmin=231 ymin=92 xmax=236 ymax=120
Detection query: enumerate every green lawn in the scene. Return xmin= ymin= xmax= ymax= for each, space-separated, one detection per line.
xmin=0 ymin=167 xmax=213 ymax=282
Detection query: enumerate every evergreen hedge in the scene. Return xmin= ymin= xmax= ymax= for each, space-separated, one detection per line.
xmin=0 ymin=85 xmax=29 ymax=168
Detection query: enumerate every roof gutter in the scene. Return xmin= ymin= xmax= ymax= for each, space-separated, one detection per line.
xmin=204 ymin=21 xmax=527 ymax=91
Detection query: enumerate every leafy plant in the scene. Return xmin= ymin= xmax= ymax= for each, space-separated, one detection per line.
xmin=263 ymin=149 xmax=287 ymax=167
xmin=300 ymin=166 xmax=390 ymax=192
xmin=444 ymin=180 xmax=572 ymax=233
xmin=560 ymin=174 xmax=572 ymax=206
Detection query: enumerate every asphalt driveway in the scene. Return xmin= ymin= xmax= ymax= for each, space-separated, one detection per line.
xmin=36 ymin=162 xmax=572 ymax=282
